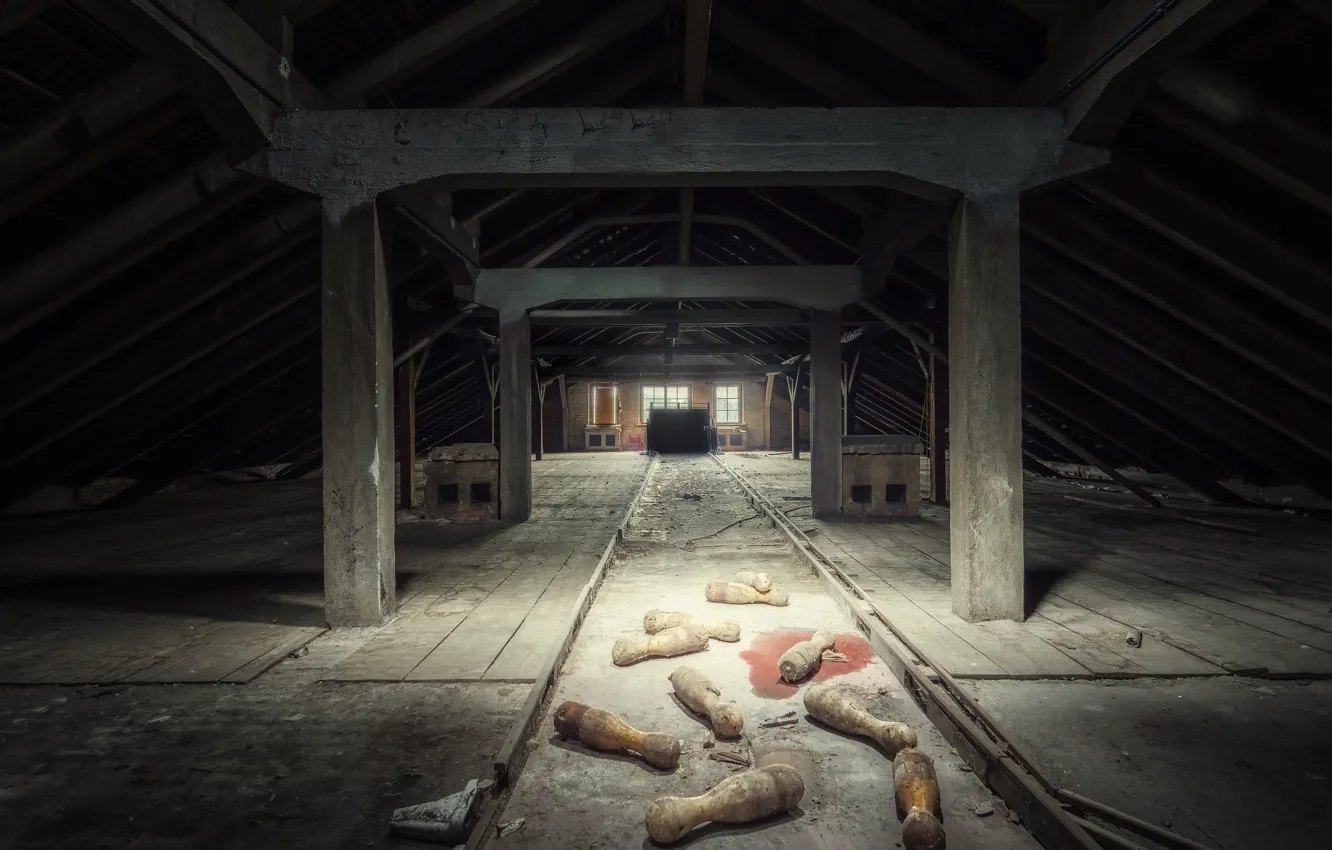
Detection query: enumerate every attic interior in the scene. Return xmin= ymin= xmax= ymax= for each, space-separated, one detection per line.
xmin=2 ymin=1 xmax=1331 ymax=848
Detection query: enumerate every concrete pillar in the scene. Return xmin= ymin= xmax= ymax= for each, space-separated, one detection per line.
xmin=499 ymin=309 xmax=532 ymax=521
xmin=810 ymin=309 xmax=843 ymax=518
xmin=949 ymin=193 xmax=1023 ymax=623
xmin=787 ymin=368 xmax=801 ymax=460
xmin=320 ymin=197 xmax=395 ymax=627
xmin=396 ymin=358 xmax=417 ymax=510
xmin=928 ymin=329 xmax=948 ymax=506
xmin=534 ymin=368 xmax=545 ymax=462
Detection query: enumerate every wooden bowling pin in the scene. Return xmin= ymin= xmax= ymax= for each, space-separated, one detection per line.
xmin=554 ymin=701 xmax=681 ymax=770
xmin=705 ymin=581 xmax=789 ymax=607
xmin=778 ymin=630 xmax=836 ymax=682
xmin=643 ymin=610 xmax=741 ymax=642
xmin=734 ymin=570 xmax=773 ymax=592
xmin=613 ymin=624 xmax=710 ymax=666
xmin=645 ymin=763 xmax=804 ymax=844
xmin=669 ymin=665 xmax=744 ymax=738
xmin=895 ymin=749 xmax=946 ymax=850
xmin=803 ymin=683 xmax=917 ymax=756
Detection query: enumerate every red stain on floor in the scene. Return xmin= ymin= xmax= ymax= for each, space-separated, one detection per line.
xmin=739 ymin=629 xmax=874 ymax=698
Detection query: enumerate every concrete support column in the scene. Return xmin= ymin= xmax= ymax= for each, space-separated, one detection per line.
xmin=949 ymin=193 xmax=1023 ymax=623
xmin=929 ymin=329 xmax=948 ymax=506
xmin=786 ymin=367 xmax=801 ymax=460
xmin=810 ymin=309 xmax=843 ymax=518
xmin=499 ymin=309 xmax=532 ymax=521
xmin=320 ymin=197 xmax=395 ymax=627
xmin=395 ymin=359 xmax=416 ymax=510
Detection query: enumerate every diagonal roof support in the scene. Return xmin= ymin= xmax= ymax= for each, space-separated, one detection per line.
xmin=1016 ymin=0 xmax=1267 ymax=143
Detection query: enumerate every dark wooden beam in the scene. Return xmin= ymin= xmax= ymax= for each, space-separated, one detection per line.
xmin=794 ymin=0 xmax=1012 ymax=101
xmin=679 ymin=0 xmax=713 ymax=265
xmin=453 ymin=0 xmax=665 ymax=108
xmin=0 ymin=63 xmax=186 ymax=225
xmin=1016 ymin=0 xmax=1266 ymax=143
xmin=859 ymin=297 xmax=1169 ymax=508
xmin=1076 ymin=164 xmax=1332 ymax=332
xmin=326 ymin=0 xmax=541 ymax=104
xmin=0 ymin=0 xmax=57 ymax=36
xmin=1026 ymin=191 xmax=1332 ymax=405
xmin=1022 ymin=244 xmax=1332 ymax=465
xmin=1023 ymin=291 xmax=1332 ymax=494
xmin=0 ymin=305 xmax=318 ymax=507
xmin=713 ymin=4 xmax=888 ymax=106
xmin=0 ymin=199 xmax=318 ymax=417
xmin=3 ymin=257 xmax=318 ymax=473
xmin=78 ymin=0 xmax=324 ymax=156
xmin=518 ymin=211 xmax=811 ymax=269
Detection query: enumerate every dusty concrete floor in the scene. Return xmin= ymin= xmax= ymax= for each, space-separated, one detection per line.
xmin=0 ymin=680 xmax=519 ymax=850
xmin=962 ymin=677 xmax=1332 ymax=850
xmin=0 ymin=454 xmax=652 ymax=848
xmin=489 ymin=455 xmax=1037 ymax=850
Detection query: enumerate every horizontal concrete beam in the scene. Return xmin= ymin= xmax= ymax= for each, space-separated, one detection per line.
xmin=533 ymin=343 xmax=802 ymax=356
xmin=549 ymin=366 xmax=774 ymax=379
xmin=245 ymin=107 xmax=1073 ymax=200
xmin=476 ymin=266 xmax=862 ymax=312
xmin=528 ymin=308 xmax=809 ymax=326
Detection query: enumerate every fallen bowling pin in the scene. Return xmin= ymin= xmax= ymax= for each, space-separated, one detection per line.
xmin=778 ymin=630 xmax=836 ymax=682
xmin=895 ymin=748 xmax=946 ymax=850
xmin=734 ymin=570 xmax=773 ymax=593
xmin=554 ymin=701 xmax=681 ymax=770
xmin=643 ymin=610 xmax=741 ymax=642
xmin=613 ymin=624 xmax=710 ymax=666
xmin=645 ymin=763 xmax=804 ymax=844
xmin=803 ymin=683 xmax=917 ymax=757
xmin=669 ymin=665 xmax=744 ymax=738
xmin=705 ymin=580 xmax=789 ymax=607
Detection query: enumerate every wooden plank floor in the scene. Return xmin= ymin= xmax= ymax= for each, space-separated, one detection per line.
xmin=333 ymin=452 xmax=649 ymax=683
xmin=724 ymin=453 xmax=1332 ymax=679
xmin=0 ymin=453 xmax=649 ymax=685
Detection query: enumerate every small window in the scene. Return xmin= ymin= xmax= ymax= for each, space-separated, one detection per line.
xmin=605 ymin=434 xmax=616 ymax=447
xmin=729 ymin=433 xmax=743 ymax=446
xmin=642 ymin=384 xmax=691 ymax=420
xmin=850 ymin=485 xmax=872 ymax=504
xmin=885 ymin=484 xmax=907 ymax=502
xmin=438 ymin=483 xmax=459 ymax=504
xmin=470 ymin=482 xmax=493 ymax=503
xmin=715 ymin=385 xmax=741 ymax=424
xmin=588 ymin=434 xmax=602 ymax=447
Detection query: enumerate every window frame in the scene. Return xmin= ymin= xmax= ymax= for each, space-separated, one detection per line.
xmin=714 ymin=384 xmax=742 ymax=425
xmin=641 ymin=383 xmax=691 ymax=422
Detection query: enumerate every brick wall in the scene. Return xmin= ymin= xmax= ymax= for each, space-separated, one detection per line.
xmin=562 ymin=378 xmax=782 ymax=451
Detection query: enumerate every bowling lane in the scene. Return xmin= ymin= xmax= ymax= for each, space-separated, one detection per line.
xmin=487 ymin=455 xmax=1038 ymax=849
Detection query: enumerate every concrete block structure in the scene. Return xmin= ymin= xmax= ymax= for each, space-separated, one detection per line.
xmin=424 ymin=443 xmax=499 ymax=522
xmin=584 ymin=424 xmax=622 ymax=450
xmin=841 ymin=434 xmax=924 ymax=518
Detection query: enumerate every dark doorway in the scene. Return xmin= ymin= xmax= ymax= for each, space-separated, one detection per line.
xmin=646 ymin=409 xmax=711 ymax=453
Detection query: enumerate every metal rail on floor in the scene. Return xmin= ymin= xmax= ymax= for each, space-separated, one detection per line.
xmin=710 ymin=453 xmax=1107 ymax=850
xmin=467 ymin=452 xmax=660 ymax=848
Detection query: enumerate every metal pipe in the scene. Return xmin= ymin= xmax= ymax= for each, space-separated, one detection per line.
xmin=1047 ymin=1 xmax=1178 ymax=105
